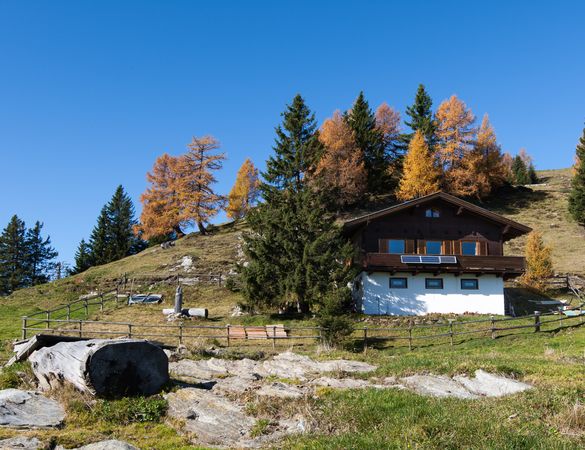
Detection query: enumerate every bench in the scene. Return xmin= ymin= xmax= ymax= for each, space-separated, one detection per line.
xmin=227 ymin=324 xmax=288 ymax=340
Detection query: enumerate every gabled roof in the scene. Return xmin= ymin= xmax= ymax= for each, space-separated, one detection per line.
xmin=343 ymin=191 xmax=532 ymax=239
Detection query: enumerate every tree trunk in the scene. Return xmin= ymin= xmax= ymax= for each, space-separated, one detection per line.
xmin=173 ymin=225 xmax=185 ymax=239
xmin=29 ymin=339 xmax=169 ymax=397
xmin=197 ymin=221 xmax=207 ymax=235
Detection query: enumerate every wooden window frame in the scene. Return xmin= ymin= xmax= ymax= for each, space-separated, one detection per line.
xmin=460 ymin=241 xmax=478 ymax=256
xmin=389 ymin=277 xmax=408 ymax=289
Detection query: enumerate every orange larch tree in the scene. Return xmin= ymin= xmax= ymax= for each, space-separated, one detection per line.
xmin=435 ymin=95 xmax=476 ymax=194
xmin=314 ymin=111 xmax=367 ymax=208
xmin=521 ymin=231 xmax=554 ymax=292
xmin=397 ymin=130 xmax=440 ymax=201
xmin=226 ymin=158 xmax=260 ymax=220
xmin=179 ymin=135 xmax=226 ymax=235
xmin=137 ymin=153 xmax=184 ymax=240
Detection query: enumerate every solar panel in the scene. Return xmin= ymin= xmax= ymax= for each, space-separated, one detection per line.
xmin=400 ymin=255 xmax=458 ymax=264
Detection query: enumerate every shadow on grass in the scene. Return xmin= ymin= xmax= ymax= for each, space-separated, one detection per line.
xmin=481 ymin=185 xmax=549 ymax=215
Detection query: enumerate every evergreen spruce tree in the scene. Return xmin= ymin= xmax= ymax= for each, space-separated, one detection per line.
xmin=89 ymin=206 xmax=111 ymax=265
xmin=512 ymin=155 xmax=530 ymax=185
xmin=242 ymin=95 xmax=355 ymax=313
xmin=73 ymin=239 xmax=93 ymax=274
xmin=25 ymin=221 xmax=58 ymax=285
xmin=527 ymin=164 xmax=538 ymax=184
xmin=404 ymin=84 xmax=436 ymax=146
xmin=0 ymin=215 xmax=28 ymax=294
xmin=106 ymin=185 xmax=145 ymax=260
xmin=569 ymin=126 xmax=585 ymax=226
xmin=345 ymin=92 xmax=387 ymax=193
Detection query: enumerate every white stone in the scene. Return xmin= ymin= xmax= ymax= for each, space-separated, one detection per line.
xmin=0 ymin=389 xmax=65 ymax=428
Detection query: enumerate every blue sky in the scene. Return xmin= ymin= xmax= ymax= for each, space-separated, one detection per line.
xmin=1 ymin=1 xmax=584 ymax=265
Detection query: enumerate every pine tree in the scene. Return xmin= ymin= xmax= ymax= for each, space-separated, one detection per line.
xmin=0 ymin=215 xmax=28 ymax=294
xmin=521 ymin=231 xmax=553 ymax=292
xmin=73 ymin=239 xmax=93 ymax=274
xmin=569 ymin=125 xmax=585 ymax=226
xmin=25 ymin=221 xmax=58 ymax=285
xmin=180 ymin=136 xmax=226 ymax=235
xmin=345 ymin=92 xmax=386 ymax=193
xmin=106 ymin=185 xmax=145 ymax=260
xmin=313 ymin=110 xmax=366 ymax=209
xmin=242 ymin=95 xmax=355 ymax=313
xmin=512 ymin=155 xmax=530 ymax=185
xmin=138 ymin=153 xmax=184 ymax=240
xmin=404 ymin=84 xmax=436 ymax=145
xmin=397 ymin=130 xmax=440 ymax=201
xmin=226 ymin=158 xmax=260 ymax=220
xmin=89 ymin=206 xmax=111 ymax=265
xmin=527 ymin=164 xmax=538 ymax=184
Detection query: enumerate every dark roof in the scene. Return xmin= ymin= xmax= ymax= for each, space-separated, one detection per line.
xmin=343 ymin=191 xmax=532 ymax=239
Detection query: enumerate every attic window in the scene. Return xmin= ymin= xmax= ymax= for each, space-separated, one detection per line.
xmin=425 ymin=208 xmax=440 ymax=218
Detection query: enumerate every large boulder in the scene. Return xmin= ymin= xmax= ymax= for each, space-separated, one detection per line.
xmin=0 ymin=389 xmax=65 ymax=428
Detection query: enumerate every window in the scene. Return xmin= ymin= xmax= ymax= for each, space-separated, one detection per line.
xmin=461 ymin=241 xmax=477 ymax=256
xmin=461 ymin=279 xmax=479 ymax=290
xmin=425 ymin=208 xmax=440 ymax=218
xmin=425 ymin=278 xmax=444 ymax=289
xmin=388 ymin=240 xmax=405 ymax=254
xmin=425 ymin=241 xmax=442 ymax=255
xmin=390 ymin=278 xmax=408 ymax=289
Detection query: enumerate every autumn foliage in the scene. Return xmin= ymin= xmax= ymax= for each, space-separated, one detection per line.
xmin=521 ymin=231 xmax=554 ymax=291
xmin=226 ymin=158 xmax=260 ymax=220
xmin=397 ymin=130 xmax=440 ymax=201
xmin=314 ymin=111 xmax=367 ymax=208
xmin=137 ymin=136 xmax=225 ymax=239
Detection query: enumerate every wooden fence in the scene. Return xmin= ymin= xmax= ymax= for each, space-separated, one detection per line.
xmin=22 ymin=304 xmax=585 ymax=351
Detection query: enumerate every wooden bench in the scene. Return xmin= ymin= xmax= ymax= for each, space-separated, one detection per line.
xmin=227 ymin=325 xmax=288 ymax=340
xmin=266 ymin=324 xmax=288 ymax=338
xmin=227 ymin=325 xmax=247 ymax=339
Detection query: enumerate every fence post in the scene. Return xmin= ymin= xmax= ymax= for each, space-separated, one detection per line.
xmin=271 ymin=326 xmax=276 ymax=349
xmin=318 ymin=327 xmax=323 ymax=346
xmin=226 ymin=325 xmax=230 ymax=347
xmin=179 ymin=323 xmax=183 ymax=346
xmin=84 ymin=298 xmax=88 ymax=317
xmin=79 ymin=320 xmax=83 ymax=338
xmin=67 ymin=305 xmax=71 ymax=321
xmin=100 ymin=294 xmax=104 ymax=312
xmin=363 ymin=327 xmax=368 ymax=352
xmin=448 ymin=319 xmax=454 ymax=346
xmin=490 ymin=315 xmax=496 ymax=339
xmin=218 ymin=272 xmax=222 ymax=287
xmin=128 ymin=324 xmax=132 ymax=338
xmin=22 ymin=317 xmax=27 ymax=340
xmin=408 ymin=321 xmax=413 ymax=351
xmin=534 ymin=311 xmax=541 ymax=333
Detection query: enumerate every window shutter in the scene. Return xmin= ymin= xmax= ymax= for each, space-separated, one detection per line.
xmin=479 ymin=241 xmax=488 ymax=256
xmin=379 ymin=239 xmax=388 ymax=253
xmin=405 ymin=239 xmax=415 ymax=254
xmin=443 ymin=240 xmax=452 ymax=255
xmin=453 ymin=240 xmax=461 ymax=255
xmin=417 ymin=240 xmax=426 ymax=254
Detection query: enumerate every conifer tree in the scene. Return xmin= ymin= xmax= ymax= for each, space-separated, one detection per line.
xmin=242 ymin=95 xmax=354 ymax=313
xmin=0 ymin=215 xmax=28 ymax=294
xmin=511 ymin=155 xmax=530 ymax=185
xmin=502 ymin=152 xmax=515 ymax=183
xmin=73 ymin=239 xmax=93 ymax=274
xmin=138 ymin=153 xmax=184 ymax=239
xmin=345 ymin=92 xmax=386 ymax=193
xmin=397 ymin=131 xmax=440 ymax=201
xmin=89 ymin=206 xmax=111 ymax=265
xmin=106 ymin=185 xmax=145 ymax=260
xmin=180 ymin=136 xmax=226 ymax=235
xmin=25 ymin=221 xmax=58 ymax=285
xmin=226 ymin=158 xmax=260 ymax=220
xmin=404 ymin=84 xmax=436 ymax=145
xmin=568 ymin=125 xmax=585 ymax=226
xmin=313 ymin=111 xmax=366 ymax=209
xmin=521 ymin=231 xmax=553 ymax=292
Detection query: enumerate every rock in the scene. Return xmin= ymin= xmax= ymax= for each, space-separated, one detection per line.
xmin=316 ymin=359 xmax=377 ymax=374
xmin=0 ymin=389 xmax=65 ymax=428
xmin=212 ymin=376 xmax=256 ymax=395
xmin=256 ymin=382 xmax=305 ymax=399
xmin=57 ymin=441 xmax=139 ymax=450
xmin=401 ymin=375 xmax=479 ymax=399
xmin=170 ymin=358 xmax=229 ymax=381
xmin=0 ymin=436 xmax=42 ymax=449
xmin=453 ymin=370 xmax=533 ymax=397
xmin=310 ymin=377 xmax=371 ymax=389
xmin=165 ymin=388 xmax=256 ymax=447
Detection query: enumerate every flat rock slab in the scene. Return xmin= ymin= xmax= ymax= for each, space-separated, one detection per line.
xmin=0 ymin=436 xmax=42 ymax=449
xmin=453 ymin=370 xmax=533 ymax=397
xmin=57 ymin=440 xmax=140 ymax=450
xmin=401 ymin=370 xmax=533 ymax=399
xmin=211 ymin=376 xmax=255 ymax=395
xmin=0 ymin=389 xmax=65 ymax=428
xmin=165 ymin=388 xmax=256 ymax=447
xmin=256 ymin=382 xmax=305 ymax=399
xmin=310 ymin=377 xmax=373 ymax=389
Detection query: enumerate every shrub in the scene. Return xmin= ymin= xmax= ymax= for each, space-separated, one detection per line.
xmin=316 ymin=289 xmax=354 ymax=347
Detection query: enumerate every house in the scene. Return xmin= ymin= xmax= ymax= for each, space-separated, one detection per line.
xmin=343 ymin=192 xmax=532 ymax=316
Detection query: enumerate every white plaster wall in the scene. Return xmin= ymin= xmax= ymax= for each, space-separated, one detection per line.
xmin=358 ymin=272 xmax=505 ymax=316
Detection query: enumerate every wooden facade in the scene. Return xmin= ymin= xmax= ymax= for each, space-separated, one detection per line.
xmin=344 ymin=192 xmax=531 ymax=279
